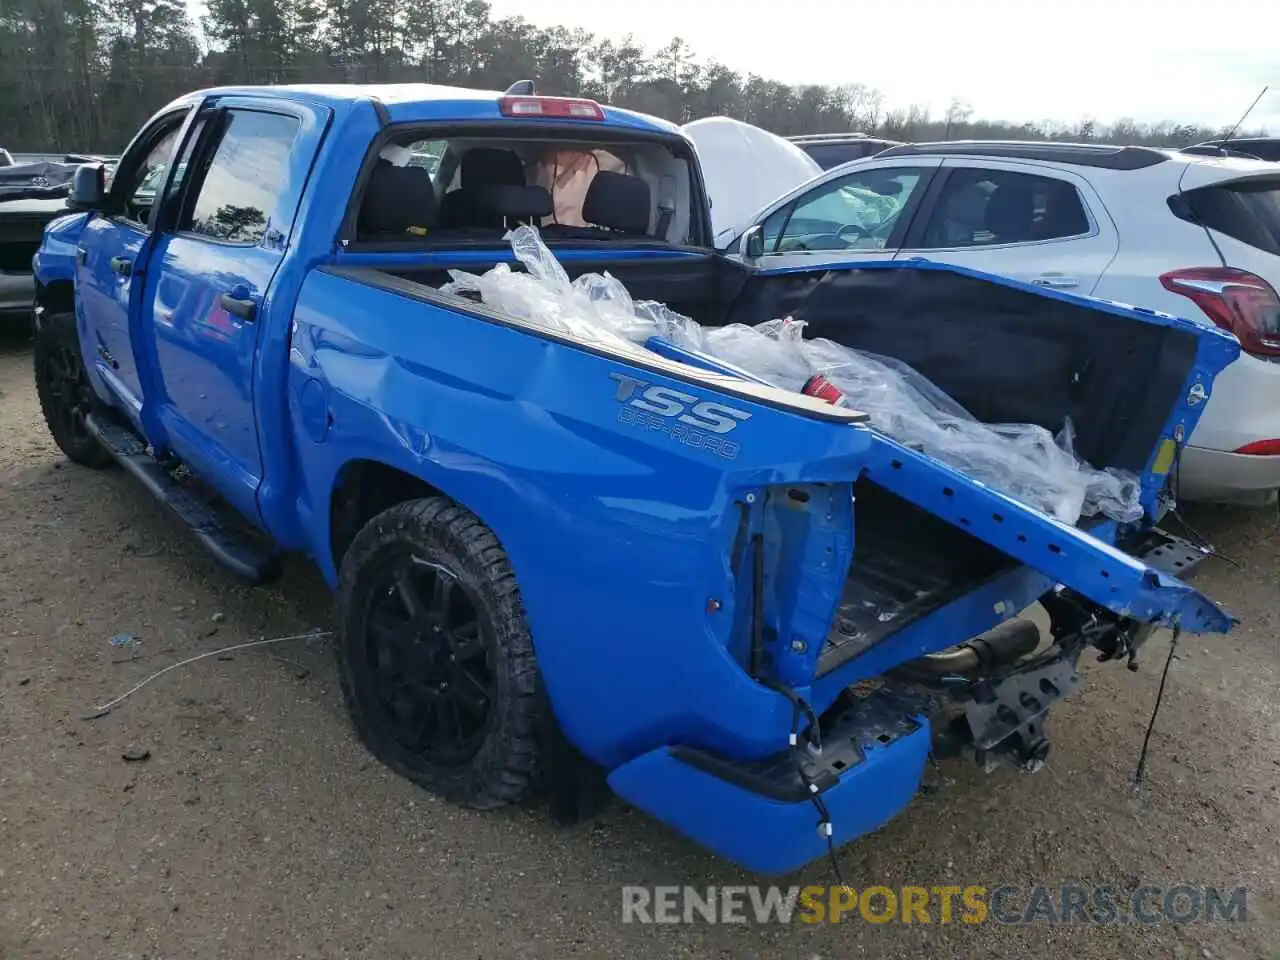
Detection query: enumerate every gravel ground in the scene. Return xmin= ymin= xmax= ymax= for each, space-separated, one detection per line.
xmin=0 ymin=335 xmax=1276 ymax=959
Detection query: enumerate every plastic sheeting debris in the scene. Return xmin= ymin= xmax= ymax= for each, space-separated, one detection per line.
xmin=441 ymin=226 xmax=1143 ymax=525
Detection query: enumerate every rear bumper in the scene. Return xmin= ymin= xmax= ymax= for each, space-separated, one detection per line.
xmin=1188 ymin=352 xmax=1280 ymax=455
xmin=607 ymin=689 xmax=932 ymax=875
xmin=1176 ymin=445 xmax=1280 ymax=505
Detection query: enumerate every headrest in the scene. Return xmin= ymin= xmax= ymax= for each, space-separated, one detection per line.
xmin=359 ymin=162 xmax=436 ymax=237
xmin=460 ymin=148 xmax=526 ymax=188
xmin=983 ymin=182 xmax=1035 ymax=237
xmin=583 ymin=170 xmax=651 ymax=234
xmin=1036 ymin=180 xmax=1090 ymax=237
xmin=477 ymin=184 xmax=553 ymax=223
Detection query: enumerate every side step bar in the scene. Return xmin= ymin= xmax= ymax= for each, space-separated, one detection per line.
xmin=85 ymin=414 xmax=279 ymax=584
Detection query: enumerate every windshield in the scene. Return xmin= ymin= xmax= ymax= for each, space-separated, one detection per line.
xmin=355 ymin=130 xmax=701 ymax=246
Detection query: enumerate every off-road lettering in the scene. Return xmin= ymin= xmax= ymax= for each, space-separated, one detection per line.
xmin=608 ymin=371 xmax=752 ymax=434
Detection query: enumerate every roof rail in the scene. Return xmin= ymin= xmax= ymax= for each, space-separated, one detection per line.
xmin=504 ymin=80 xmax=535 ymax=96
xmin=874 ymin=140 xmax=1169 ymax=170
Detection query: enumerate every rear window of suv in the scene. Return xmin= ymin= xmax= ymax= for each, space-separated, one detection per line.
xmin=1174 ymin=178 xmax=1280 ymax=256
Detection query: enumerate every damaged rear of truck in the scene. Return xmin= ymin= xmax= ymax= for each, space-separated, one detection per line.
xmin=315 ymin=250 xmax=1238 ymax=876
xmin=33 ymin=84 xmax=1239 ymax=877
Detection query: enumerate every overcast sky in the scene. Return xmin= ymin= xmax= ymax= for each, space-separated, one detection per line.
xmin=480 ymin=0 xmax=1280 ymax=130
xmin=183 ymin=0 xmax=1279 ymax=129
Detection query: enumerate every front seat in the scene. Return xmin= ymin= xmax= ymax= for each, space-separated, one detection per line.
xmin=582 ymin=170 xmax=652 ymax=235
xmin=1034 ymin=180 xmax=1090 ymax=239
xmin=358 ymin=160 xmax=437 ymax=239
xmin=437 ymin=148 xmax=527 ymax=230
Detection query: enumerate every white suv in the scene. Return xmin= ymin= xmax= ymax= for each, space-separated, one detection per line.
xmin=721 ymin=141 xmax=1280 ymax=506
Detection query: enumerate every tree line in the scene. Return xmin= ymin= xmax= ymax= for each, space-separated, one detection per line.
xmin=0 ymin=0 xmax=1251 ymax=154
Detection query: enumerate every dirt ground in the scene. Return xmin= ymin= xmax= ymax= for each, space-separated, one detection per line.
xmin=0 ymin=335 xmax=1276 ymax=960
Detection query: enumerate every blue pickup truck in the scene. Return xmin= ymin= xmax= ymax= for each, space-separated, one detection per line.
xmin=31 ymin=82 xmax=1238 ymax=876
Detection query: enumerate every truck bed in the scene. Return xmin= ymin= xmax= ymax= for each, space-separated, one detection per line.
xmin=820 ymin=479 xmax=1015 ymax=672
xmin=317 ymin=250 xmax=1214 ymax=682
xmin=382 ymin=249 xmax=1201 ymax=476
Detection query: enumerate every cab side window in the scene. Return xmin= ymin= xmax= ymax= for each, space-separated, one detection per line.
xmin=918 ymin=168 xmax=1091 ymax=249
xmin=179 ymin=110 xmax=300 ymax=245
xmin=773 ymin=167 xmax=930 ymax=253
xmin=114 ymin=121 xmax=185 ymax=229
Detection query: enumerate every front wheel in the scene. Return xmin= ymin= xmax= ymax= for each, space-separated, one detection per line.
xmin=32 ymin=311 xmax=113 ymax=468
xmin=334 ymin=497 xmax=545 ymax=809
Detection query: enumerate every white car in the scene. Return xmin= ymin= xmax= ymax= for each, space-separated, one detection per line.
xmin=719 ymin=140 xmax=1280 ymax=506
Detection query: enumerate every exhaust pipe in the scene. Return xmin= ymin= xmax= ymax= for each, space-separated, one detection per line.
xmin=894 ymin=618 xmax=1041 ymax=678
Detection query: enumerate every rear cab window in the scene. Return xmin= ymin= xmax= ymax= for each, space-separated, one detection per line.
xmin=353 ymin=126 xmax=704 ymax=249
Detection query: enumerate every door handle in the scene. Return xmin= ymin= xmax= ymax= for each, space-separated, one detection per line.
xmin=109 ymin=256 xmax=132 ymax=277
xmin=220 ymin=293 xmax=257 ymax=322
xmin=1030 ymin=274 xmax=1079 ymax=289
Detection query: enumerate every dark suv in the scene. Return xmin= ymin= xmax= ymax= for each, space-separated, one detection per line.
xmin=788 ymin=133 xmax=904 ymax=170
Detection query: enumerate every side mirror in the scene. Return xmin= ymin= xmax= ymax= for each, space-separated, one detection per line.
xmin=66 ymin=162 xmax=106 ymax=211
xmin=742 ymin=224 xmax=765 ymax=259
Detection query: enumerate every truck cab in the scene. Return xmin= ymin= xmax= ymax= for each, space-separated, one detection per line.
xmin=31 ymin=82 xmax=1237 ymax=876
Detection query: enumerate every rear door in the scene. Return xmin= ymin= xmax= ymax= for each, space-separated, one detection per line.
xmin=743 ymin=157 xmax=943 ymax=269
xmin=896 ymin=159 xmax=1119 ymax=295
xmin=139 ymin=96 xmax=329 ymax=523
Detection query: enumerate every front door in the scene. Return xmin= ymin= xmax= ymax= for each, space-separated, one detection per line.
xmin=74 ymin=111 xmax=194 ymax=421
xmin=141 ymin=101 xmax=320 ymax=523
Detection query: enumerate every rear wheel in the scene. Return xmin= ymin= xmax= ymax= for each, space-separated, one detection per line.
xmin=335 ymin=497 xmax=544 ymax=809
xmin=33 ymin=311 xmax=113 ymax=469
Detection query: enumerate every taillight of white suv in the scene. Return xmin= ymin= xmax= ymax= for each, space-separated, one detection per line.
xmin=1159 ymin=267 xmax=1280 ymax=358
